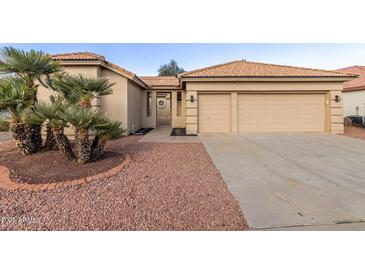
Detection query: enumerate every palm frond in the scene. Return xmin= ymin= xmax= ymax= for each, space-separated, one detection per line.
xmin=60 ymin=107 xmax=105 ymax=130
xmin=24 ymin=95 xmax=68 ymax=128
xmin=94 ymin=119 xmax=125 ymax=139
xmin=0 ymin=47 xmax=61 ymax=86
xmin=52 ymin=74 xmax=114 ymax=105
xmin=0 ymin=77 xmax=34 ymax=121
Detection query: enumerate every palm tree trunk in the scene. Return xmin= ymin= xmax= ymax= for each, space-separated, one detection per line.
xmin=53 ymin=128 xmax=75 ymax=161
xmin=90 ymin=135 xmax=107 ymax=162
xmin=29 ymin=124 xmax=43 ymax=152
xmin=79 ymin=99 xmax=91 ymax=109
xmin=27 ymin=83 xmax=43 ymax=152
xmin=10 ymin=123 xmax=36 ymax=155
xmin=76 ymin=129 xmax=91 ymax=164
xmin=43 ymin=123 xmax=57 ymax=151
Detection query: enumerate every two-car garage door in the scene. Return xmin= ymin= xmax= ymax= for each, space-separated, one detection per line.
xmin=198 ymin=93 xmax=325 ymax=133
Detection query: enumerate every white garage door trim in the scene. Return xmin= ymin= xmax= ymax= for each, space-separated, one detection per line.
xmin=238 ymin=93 xmax=326 ymax=132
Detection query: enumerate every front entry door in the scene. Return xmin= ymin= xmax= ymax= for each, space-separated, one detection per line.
xmin=156 ymin=93 xmax=171 ymax=127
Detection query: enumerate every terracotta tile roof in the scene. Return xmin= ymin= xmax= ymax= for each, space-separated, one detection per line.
xmin=335 ymin=66 xmax=365 ymax=92
xmin=52 ymin=52 xmax=105 ymax=61
xmin=51 ymin=52 xmax=146 ymax=88
xmin=139 ymin=76 xmax=179 ymax=87
xmin=179 ymin=60 xmax=356 ymax=78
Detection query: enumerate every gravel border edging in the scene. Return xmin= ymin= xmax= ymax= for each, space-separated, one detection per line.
xmin=0 ymin=154 xmax=131 ymax=192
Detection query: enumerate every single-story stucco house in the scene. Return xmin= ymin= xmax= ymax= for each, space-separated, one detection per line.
xmin=336 ymin=66 xmax=365 ymax=117
xmin=38 ymin=52 xmax=356 ymax=135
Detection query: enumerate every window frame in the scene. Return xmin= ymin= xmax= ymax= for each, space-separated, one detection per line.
xmin=146 ymin=92 xmax=152 ymax=117
xmin=176 ymin=91 xmax=182 ymax=117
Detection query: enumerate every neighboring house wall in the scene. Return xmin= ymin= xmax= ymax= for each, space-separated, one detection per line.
xmin=184 ymin=80 xmax=344 ymax=135
xmin=343 ymin=90 xmax=365 ymax=116
xmin=127 ymin=81 xmax=143 ymax=132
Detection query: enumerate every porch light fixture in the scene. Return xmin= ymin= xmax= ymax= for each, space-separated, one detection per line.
xmin=190 ymin=95 xmax=195 ymax=103
xmin=335 ymin=95 xmax=341 ymax=103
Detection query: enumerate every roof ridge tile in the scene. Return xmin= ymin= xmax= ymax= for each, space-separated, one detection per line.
xmin=180 ymin=59 xmax=357 ymax=78
xmin=179 ymin=60 xmax=241 ymax=77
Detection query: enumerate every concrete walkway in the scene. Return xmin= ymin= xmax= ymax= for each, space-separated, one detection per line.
xmin=200 ymin=133 xmax=365 ymax=230
xmin=139 ymin=128 xmax=200 ymax=143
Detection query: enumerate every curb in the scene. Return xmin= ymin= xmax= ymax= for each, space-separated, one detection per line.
xmin=0 ymin=154 xmax=131 ymax=192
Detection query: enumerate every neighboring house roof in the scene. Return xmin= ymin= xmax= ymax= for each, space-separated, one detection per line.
xmin=51 ymin=52 xmax=146 ymax=88
xmin=179 ymin=60 xmax=356 ymax=78
xmin=335 ymin=66 xmax=365 ymax=92
xmin=139 ymin=76 xmax=179 ymax=88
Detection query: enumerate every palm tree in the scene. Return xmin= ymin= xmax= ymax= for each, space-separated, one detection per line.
xmin=52 ymin=74 xmax=114 ymax=109
xmin=52 ymin=74 xmax=116 ymax=163
xmin=0 ymin=77 xmax=35 ymax=154
xmin=58 ymin=107 xmax=124 ymax=164
xmin=0 ymin=47 xmax=62 ymax=151
xmin=91 ymin=120 xmax=125 ymax=161
xmin=60 ymin=107 xmax=106 ymax=164
xmin=24 ymin=96 xmax=75 ymax=160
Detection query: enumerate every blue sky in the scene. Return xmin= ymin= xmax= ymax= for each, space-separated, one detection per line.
xmin=1 ymin=43 xmax=365 ymax=75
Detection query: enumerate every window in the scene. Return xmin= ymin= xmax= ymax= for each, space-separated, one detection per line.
xmin=147 ymin=92 xmax=151 ymax=117
xmin=177 ymin=92 xmax=182 ymax=117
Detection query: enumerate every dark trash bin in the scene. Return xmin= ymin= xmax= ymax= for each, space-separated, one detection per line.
xmin=347 ymin=115 xmax=364 ymax=126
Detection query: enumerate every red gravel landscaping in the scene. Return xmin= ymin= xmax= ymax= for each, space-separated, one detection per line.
xmin=342 ymin=126 xmax=365 ymax=141
xmin=0 ymin=136 xmax=247 ymax=230
xmin=0 ymin=145 xmax=124 ymax=184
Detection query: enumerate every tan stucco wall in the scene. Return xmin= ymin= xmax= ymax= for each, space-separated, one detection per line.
xmin=127 ymin=81 xmax=143 ymax=132
xmin=37 ymin=64 xmax=144 ymax=135
xmin=38 ymin=65 xmax=100 ymax=102
xmin=329 ymin=90 xmax=344 ymax=134
xmin=171 ymin=90 xmax=186 ymax=128
xmin=141 ymin=90 xmax=186 ymax=129
xmin=185 ymin=81 xmax=344 ymax=92
xmin=342 ymin=90 xmax=365 ymax=117
xmin=37 ymin=65 xmax=101 ymax=136
xmin=184 ymin=80 xmax=345 ymax=135
xmin=142 ymin=90 xmax=157 ymax=128
xmin=99 ymin=68 xmax=128 ymax=133
xmin=186 ymin=91 xmax=198 ymax=135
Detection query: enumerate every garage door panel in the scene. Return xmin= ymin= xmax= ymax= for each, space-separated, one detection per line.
xmin=199 ymin=94 xmax=230 ymax=133
xmin=238 ymin=94 xmax=325 ymax=132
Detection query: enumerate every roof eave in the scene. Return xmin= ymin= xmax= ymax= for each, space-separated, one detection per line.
xmin=145 ymin=86 xmax=181 ymax=90
xmin=343 ymin=86 xmax=365 ymax=92
xmin=180 ymin=76 xmax=357 ymax=82
xmin=54 ymin=59 xmax=147 ymax=89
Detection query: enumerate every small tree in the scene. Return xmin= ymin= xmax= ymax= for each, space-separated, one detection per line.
xmin=27 ymin=75 xmax=124 ymax=164
xmin=52 ymin=74 xmax=114 ymax=109
xmin=91 ymin=120 xmax=124 ymax=161
xmin=24 ymin=96 xmax=75 ymax=160
xmin=0 ymin=47 xmax=61 ymax=152
xmin=158 ymin=60 xmax=185 ymax=76
xmin=0 ymin=78 xmax=35 ymax=154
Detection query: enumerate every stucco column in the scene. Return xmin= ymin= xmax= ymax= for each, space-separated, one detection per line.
xmin=329 ymin=90 xmax=344 ymax=134
xmin=186 ymin=91 xmax=198 ymax=135
xmin=231 ymin=92 xmax=238 ymax=133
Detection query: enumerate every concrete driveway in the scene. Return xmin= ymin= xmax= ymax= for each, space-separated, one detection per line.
xmin=199 ymin=133 xmax=365 ymax=230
